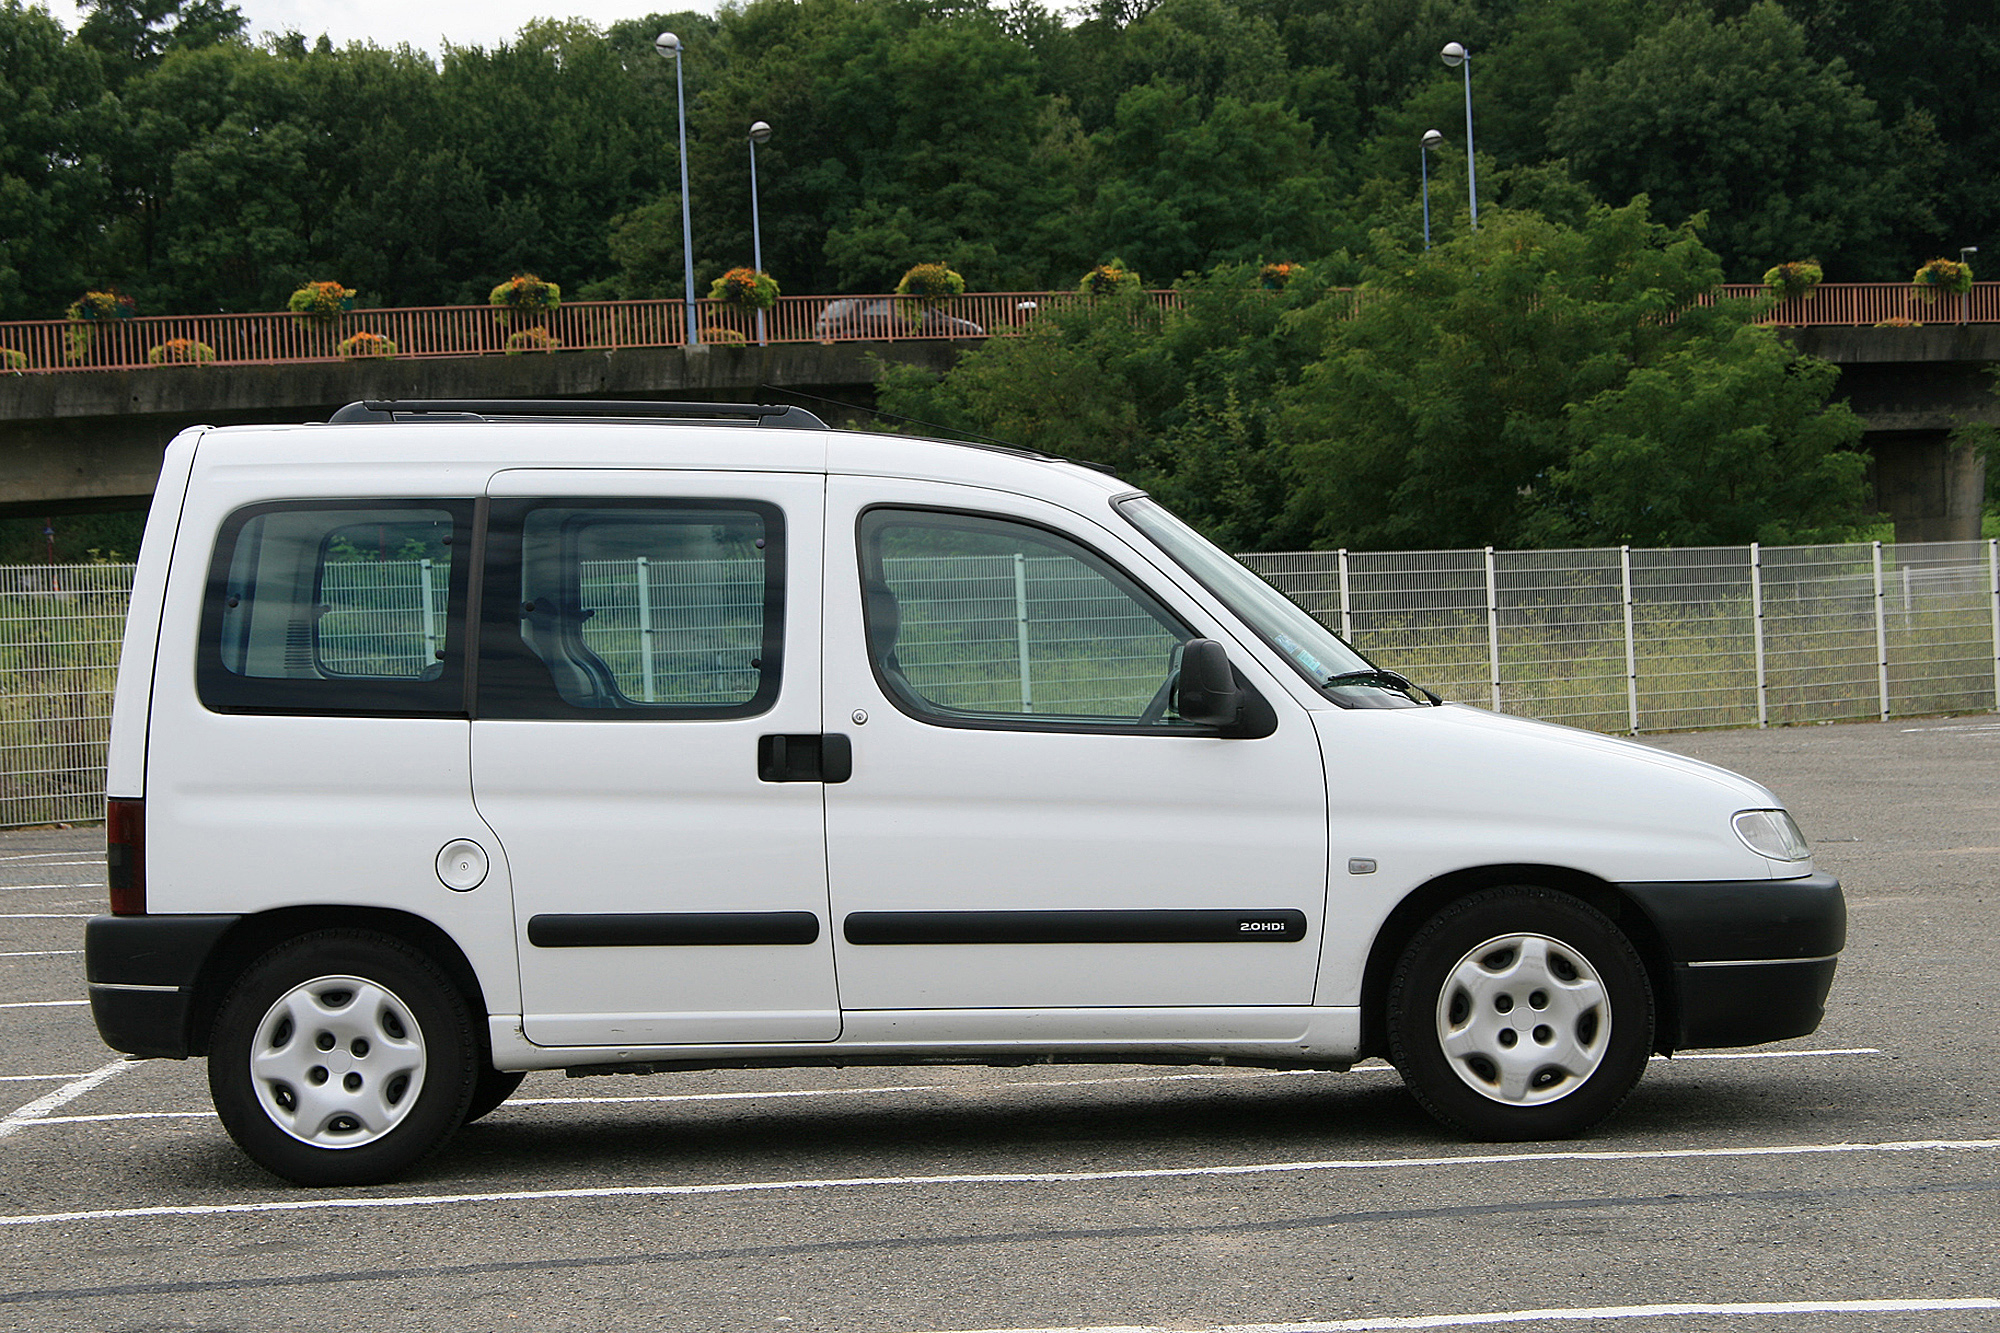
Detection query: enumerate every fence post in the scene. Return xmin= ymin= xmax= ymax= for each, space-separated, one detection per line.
xmin=418 ymin=559 xmax=438 ymax=668
xmin=1621 ymin=546 xmax=1639 ymax=734
xmin=1989 ymin=538 xmax=1999 ymax=713
xmin=1749 ymin=543 xmax=1768 ymax=728
xmin=1872 ymin=540 xmax=1890 ymax=721
xmin=1013 ymin=553 xmax=1033 ymax=714
xmin=1337 ymin=548 xmax=1352 ymax=641
xmin=1485 ymin=546 xmax=1502 ymax=713
xmin=636 ymin=556 xmax=656 ymax=703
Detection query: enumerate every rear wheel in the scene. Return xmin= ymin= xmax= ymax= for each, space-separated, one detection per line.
xmin=1386 ymin=887 xmax=1653 ymax=1141
xmin=208 ymin=930 xmax=476 ymax=1186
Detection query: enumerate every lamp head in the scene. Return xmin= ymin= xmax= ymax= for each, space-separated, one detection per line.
xmin=1441 ymin=41 xmax=1467 ymax=68
xmin=749 ymin=120 xmax=773 ymax=144
xmin=655 ymin=31 xmax=682 ymax=58
xmin=1421 ymin=129 xmax=1445 ymax=150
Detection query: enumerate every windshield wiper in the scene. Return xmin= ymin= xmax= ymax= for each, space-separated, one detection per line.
xmin=1322 ymin=669 xmax=1442 ymax=704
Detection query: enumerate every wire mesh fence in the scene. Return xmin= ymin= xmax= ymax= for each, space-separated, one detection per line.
xmin=0 ymin=538 xmax=1995 ymax=827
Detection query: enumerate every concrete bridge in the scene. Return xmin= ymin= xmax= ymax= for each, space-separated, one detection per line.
xmin=1 ymin=321 xmax=1992 ymax=543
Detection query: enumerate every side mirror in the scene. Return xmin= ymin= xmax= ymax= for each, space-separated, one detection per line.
xmin=1175 ymin=638 xmax=1242 ymax=727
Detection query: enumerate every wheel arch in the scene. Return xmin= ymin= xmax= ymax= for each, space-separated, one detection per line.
xmin=188 ymin=906 xmax=493 ymax=1060
xmin=1355 ymin=864 xmax=1680 ymax=1061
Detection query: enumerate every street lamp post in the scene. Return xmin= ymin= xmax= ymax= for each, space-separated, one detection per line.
xmin=1420 ymin=129 xmax=1444 ymax=249
xmin=1440 ymin=42 xmax=1478 ymax=229
xmin=655 ymin=32 xmax=699 ymax=346
xmin=1960 ymin=246 xmax=1979 ymax=324
xmin=748 ymin=119 xmax=771 ymax=345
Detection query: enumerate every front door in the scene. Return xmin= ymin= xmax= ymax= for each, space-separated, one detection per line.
xmin=820 ymin=477 xmax=1329 ymax=1018
xmin=472 ymin=470 xmax=839 ymax=1047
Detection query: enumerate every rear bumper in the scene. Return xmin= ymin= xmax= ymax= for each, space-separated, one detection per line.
xmin=85 ymin=914 xmax=240 ymax=1059
xmin=1619 ymin=873 xmax=1845 ymax=1050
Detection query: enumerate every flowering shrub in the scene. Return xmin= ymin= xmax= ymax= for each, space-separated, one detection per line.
xmin=1911 ymin=258 xmax=1973 ymax=298
xmin=1874 ymin=317 xmax=1922 ymax=328
xmin=0 ymin=348 xmax=25 ymax=370
xmin=66 ymin=290 xmax=136 ymax=321
xmin=895 ymin=263 xmax=965 ymax=306
xmin=1079 ymin=260 xmax=1140 ymax=297
xmin=708 ymin=268 xmax=780 ymax=310
xmin=1259 ymin=262 xmax=1299 ymax=291
xmin=287 ymin=281 xmax=355 ymax=324
xmin=504 ymin=326 xmax=561 ymax=355
xmin=490 ymin=274 xmax=562 ymax=323
xmin=1761 ymin=260 xmax=1822 ymax=301
xmin=337 ymin=331 xmax=398 ymax=359
xmin=147 ymin=339 xmax=216 ymax=365
xmin=698 ymin=325 xmax=748 ymax=344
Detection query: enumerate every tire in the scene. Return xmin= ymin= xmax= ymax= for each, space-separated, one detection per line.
xmin=1386 ymin=886 xmax=1654 ymax=1141
xmin=464 ymin=1066 xmax=526 ymax=1125
xmin=208 ymin=930 xmax=477 ymax=1186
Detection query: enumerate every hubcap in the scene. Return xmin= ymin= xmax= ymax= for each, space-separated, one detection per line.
xmin=1435 ymin=932 xmax=1609 ymax=1106
xmin=249 ymin=974 xmax=427 ymax=1149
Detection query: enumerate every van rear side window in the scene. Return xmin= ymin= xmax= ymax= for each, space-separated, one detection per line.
xmin=197 ymin=501 xmax=472 ymax=715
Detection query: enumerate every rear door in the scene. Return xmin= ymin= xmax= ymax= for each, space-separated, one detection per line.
xmin=471 ymin=470 xmax=839 ymax=1047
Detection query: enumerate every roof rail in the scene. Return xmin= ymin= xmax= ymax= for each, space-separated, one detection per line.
xmin=328 ymin=400 xmax=828 ymax=429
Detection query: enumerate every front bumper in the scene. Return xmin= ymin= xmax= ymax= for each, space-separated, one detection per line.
xmin=1618 ymin=873 xmax=1845 ymax=1050
xmin=85 ymin=914 xmax=240 ymax=1058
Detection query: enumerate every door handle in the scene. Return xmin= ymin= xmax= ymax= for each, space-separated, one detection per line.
xmin=758 ymin=734 xmax=852 ymax=783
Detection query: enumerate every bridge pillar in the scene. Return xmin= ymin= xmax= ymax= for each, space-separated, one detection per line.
xmin=1865 ymin=430 xmax=1989 ymax=544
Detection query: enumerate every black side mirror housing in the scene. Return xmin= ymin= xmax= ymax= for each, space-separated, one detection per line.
xmin=1175 ymin=638 xmax=1243 ymax=727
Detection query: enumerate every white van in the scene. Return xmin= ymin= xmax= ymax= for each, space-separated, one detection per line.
xmin=86 ymin=400 xmax=1844 ymax=1186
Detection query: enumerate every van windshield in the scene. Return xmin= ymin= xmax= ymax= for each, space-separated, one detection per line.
xmin=1115 ymin=496 xmax=1430 ymax=707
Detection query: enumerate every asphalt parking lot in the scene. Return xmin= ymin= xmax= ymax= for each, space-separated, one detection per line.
xmin=1 ymin=715 xmax=1996 ymax=1332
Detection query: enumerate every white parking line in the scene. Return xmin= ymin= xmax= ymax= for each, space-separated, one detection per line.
xmin=2 ymin=1137 xmax=1996 ymax=1229
xmin=0 ymin=884 xmax=102 ymax=892
xmin=940 ymin=1298 xmax=2000 ymax=1332
xmin=0 ymin=950 xmax=83 ymax=957
xmin=0 ymin=1059 xmax=129 ymax=1141
xmin=0 ymin=914 xmax=94 ymax=919
xmin=0 ymin=853 xmax=103 ymax=863
xmin=0 ymin=1000 xmax=87 ymax=1008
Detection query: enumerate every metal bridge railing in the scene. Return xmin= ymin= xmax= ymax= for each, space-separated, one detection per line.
xmin=1 ymin=284 xmax=1989 ymax=374
xmin=1 ymin=537 xmax=1995 ymax=827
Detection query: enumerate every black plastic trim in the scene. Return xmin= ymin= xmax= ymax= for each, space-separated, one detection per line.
xmin=843 ymin=909 xmax=1309 ymax=945
xmin=84 ymin=914 xmax=241 ymax=1058
xmin=332 ymin=400 xmax=828 ymax=429
xmin=1673 ymin=957 xmax=1838 ymax=1049
xmin=1619 ymin=873 xmax=1846 ymax=963
xmin=527 ymin=912 xmax=822 ymax=948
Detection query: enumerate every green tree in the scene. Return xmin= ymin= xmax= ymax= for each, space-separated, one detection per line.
xmin=1547 ymin=1 xmax=1938 ymax=281
xmin=1277 ymin=198 xmax=1870 ymax=550
xmin=0 ymin=1 xmax=116 ymax=317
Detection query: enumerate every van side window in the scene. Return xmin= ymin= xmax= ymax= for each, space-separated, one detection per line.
xmin=477 ymin=501 xmax=782 ymax=719
xmin=858 ymin=508 xmax=1196 ymax=728
xmin=197 ymin=502 xmax=469 ymax=715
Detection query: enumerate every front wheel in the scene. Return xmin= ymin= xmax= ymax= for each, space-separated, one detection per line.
xmin=1386 ymin=887 xmax=1654 ymax=1141
xmin=208 ymin=930 xmax=477 ymax=1186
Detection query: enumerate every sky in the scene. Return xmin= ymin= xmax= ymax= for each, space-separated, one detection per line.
xmin=39 ymin=0 xmax=720 ymax=57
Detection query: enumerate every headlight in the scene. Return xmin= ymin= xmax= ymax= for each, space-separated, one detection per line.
xmin=1733 ymin=809 xmax=1812 ymax=862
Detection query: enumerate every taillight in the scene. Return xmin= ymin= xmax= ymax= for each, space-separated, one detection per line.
xmin=106 ymin=797 xmax=145 ymax=915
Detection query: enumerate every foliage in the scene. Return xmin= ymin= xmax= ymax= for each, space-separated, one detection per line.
xmin=489 ymin=273 xmax=562 ymax=315
xmin=1079 ymin=260 xmax=1140 ymax=297
xmin=1875 ymin=317 xmax=1921 ymax=328
xmin=146 ymin=337 xmax=214 ymax=363
xmin=1276 ymin=199 xmax=1871 ymax=550
xmin=1911 ymin=258 xmax=1973 ymax=297
xmin=286 ymin=280 xmax=354 ymax=323
xmin=66 ymin=290 xmax=136 ymax=321
xmin=336 ymin=330 xmax=396 ymax=359
xmin=1258 ymin=263 xmax=1298 ymax=291
xmin=1762 ymin=261 xmax=1822 ymax=301
xmin=894 ymin=263 xmax=966 ymax=306
xmin=503 ymin=326 xmax=561 ymax=354
xmin=0 ymin=348 xmax=25 ymax=370
xmin=707 ymin=267 xmax=780 ymax=310
xmin=699 ymin=325 xmax=749 ymax=344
